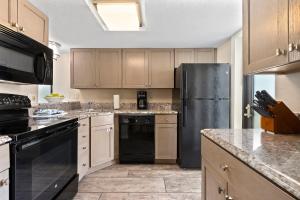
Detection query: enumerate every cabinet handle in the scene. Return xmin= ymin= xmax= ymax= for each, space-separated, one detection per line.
xmin=289 ymin=43 xmax=295 ymax=52
xmin=11 ymin=22 xmax=19 ymax=28
xmin=82 ymin=147 xmax=87 ymax=150
xmin=82 ymin=163 xmax=86 ymax=167
xmin=220 ymin=164 xmax=229 ymax=171
xmin=275 ymin=48 xmax=286 ymax=56
xmin=225 ymin=195 xmax=234 ymax=200
xmin=289 ymin=43 xmax=300 ymax=52
xmin=19 ymin=26 xmax=25 ymax=32
xmin=82 ymin=135 xmax=86 ymax=138
xmin=0 ymin=179 xmax=8 ymax=187
xmin=218 ymin=186 xmax=225 ymax=194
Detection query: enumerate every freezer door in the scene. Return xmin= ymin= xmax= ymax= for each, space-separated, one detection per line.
xmin=184 ymin=64 xmax=230 ymax=99
xmin=179 ymin=99 xmax=230 ymax=168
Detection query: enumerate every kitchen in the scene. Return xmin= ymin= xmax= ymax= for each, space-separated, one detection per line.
xmin=0 ymin=0 xmax=300 ymax=200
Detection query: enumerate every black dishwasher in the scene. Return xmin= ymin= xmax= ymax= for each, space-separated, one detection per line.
xmin=119 ymin=114 xmax=155 ymax=164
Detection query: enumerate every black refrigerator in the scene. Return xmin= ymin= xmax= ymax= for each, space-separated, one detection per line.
xmin=173 ymin=63 xmax=230 ymax=168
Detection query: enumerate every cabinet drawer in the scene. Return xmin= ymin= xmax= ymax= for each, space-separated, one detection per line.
xmin=0 ymin=144 xmax=9 ymax=172
xmin=91 ymin=114 xmax=114 ymax=127
xmin=155 ymin=114 xmax=177 ymax=124
xmin=202 ymin=136 xmax=294 ymax=200
xmin=0 ymin=169 xmax=9 ymax=200
xmin=78 ymin=151 xmax=89 ymax=180
xmin=202 ymin=136 xmax=231 ymax=180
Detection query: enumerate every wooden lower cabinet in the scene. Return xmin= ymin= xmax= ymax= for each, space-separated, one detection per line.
xmin=0 ymin=144 xmax=9 ymax=200
xmin=202 ymin=160 xmax=226 ymax=200
xmin=201 ymin=135 xmax=295 ymax=200
xmin=78 ymin=118 xmax=90 ymax=181
xmin=91 ymin=114 xmax=114 ymax=167
xmin=155 ymin=115 xmax=177 ymax=162
xmin=0 ymin=169 xmax=9 ymax=200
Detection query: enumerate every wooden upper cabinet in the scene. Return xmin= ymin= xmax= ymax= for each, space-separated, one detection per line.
xmin=0 ymin=0 xmax=17 ymax=31
xmin=195 ymin=49 xmax=216 ymax=63
xmin=175 ymin=49 xmax=195 ymax=68
xmin=148 ymin=49 xmax=174 ymax=88
xmin=18 ymin=0 xmax=49 ymax=45
xmin=243 ymin=0 xmax=289 ymax=74
xmin=288 ymin=0 xmax=300 ymax=62
xmin=122 ymin=49 xmax=149 ymax=88
xmin=71 ymin=49 xmax=96 ymax=88
xmin=96 ymin=49 xmax=122 ymax=88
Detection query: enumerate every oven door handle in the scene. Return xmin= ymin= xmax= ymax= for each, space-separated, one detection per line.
xmin=16 ymin=123 xmax=79 ymax=152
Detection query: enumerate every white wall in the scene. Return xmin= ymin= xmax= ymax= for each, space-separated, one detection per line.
xmin=0 ymin=83 xmax=38 ymax=104
xmin=276 ymin=72 xmax=300 ymax=112
xmin=217 ymin=31 xmax=243 ymax=129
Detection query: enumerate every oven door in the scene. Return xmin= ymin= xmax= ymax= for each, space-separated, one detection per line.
xmin=10 ymin=122 xmax=78 ymax=200
xmin=0 ymin=24 xmax=53 ymax=85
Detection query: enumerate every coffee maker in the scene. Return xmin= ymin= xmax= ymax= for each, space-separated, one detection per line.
xmin=137 ymin=91 xmax=148 ymax=110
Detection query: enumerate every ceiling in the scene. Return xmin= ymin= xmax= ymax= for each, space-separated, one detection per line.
xmin=29 ymin=0 xmax=242 ymax=52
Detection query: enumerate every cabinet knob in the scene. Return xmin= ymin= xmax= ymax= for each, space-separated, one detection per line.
xmin=276 ymin=48 xmax=286 ymax=56
xmin=0 ymin=179 xmax=8 ymax=187
xmin=289 ymin=43 xmax=295 ymax=52
xmin=225 ymin=195 xmax=234 ymax=200
xmin=218 ymin=186 xmax=225 ymax=194
xmin=82 ymin=147 xmax=87 ymax=150
xmin=82 ymin=163 xmax=86 ymax=167
xmin=11 ymin=22 xmax=19 ymax=28
xmin=19 ymin=26 xmax=25 ymax=32
xmin=82 ymin=135 xmax=86 ymax=138
xmin=220 ymin=164 xmax=229 ymax=171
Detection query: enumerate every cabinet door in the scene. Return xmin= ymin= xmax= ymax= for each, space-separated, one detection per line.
xmin=96 ymin=49 xmax=122 ymax=88
xmin=0 ymin=170 xmax=9 ymax=200
xmin=202 ymin=160 xmax=227 ymax=200
xmin=148 ymin=49 xmax=174 ymax=88
xmin=244 ymin=0 xmax=288 ymax=74
xmin=288 ymin=0 xmax=300 ymax=62
xmin=91 ymin=125 xmax=114 ymax=167
xmin=122 ymin=49 xmax=148 ymax=88
xmin=175 ymin=49 xmax=195 ymax=68
xmin=0 ymin=0 xmax=17 ymax=30
xmin=18 ymin=0 xmax=49 ymax=45
xmin=174 ymin=49 xmax=195 ymax=68
xmin=194 ymin=49 xmax=216 ymax=63
xmin=155 ymin=124 xmax=177 ymax=160
xmin=71 ymin=49 xmax=96 ymax=88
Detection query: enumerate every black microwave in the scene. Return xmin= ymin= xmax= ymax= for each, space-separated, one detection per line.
xmin=0 ymin=24 xmax=53 ymax=85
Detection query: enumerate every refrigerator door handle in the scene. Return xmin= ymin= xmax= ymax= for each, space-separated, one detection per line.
xmin=183 ymin=99 xmax=187 ymax=127
xmin=183 ymin=71 xmax=188 ymax=99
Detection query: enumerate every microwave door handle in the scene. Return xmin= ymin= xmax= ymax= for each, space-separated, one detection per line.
xmin=16 ymin=123 xmax=79 ymax=152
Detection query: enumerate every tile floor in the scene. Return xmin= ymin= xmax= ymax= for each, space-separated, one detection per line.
xmin=73 ymin=164 xmax=201 ymax=200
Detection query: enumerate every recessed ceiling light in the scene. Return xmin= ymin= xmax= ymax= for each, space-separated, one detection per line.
xmin=94 ymin=0 xmax=144 ymax=31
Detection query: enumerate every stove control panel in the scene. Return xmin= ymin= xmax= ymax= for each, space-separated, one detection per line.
xmin=0 ymin=93 xmax=31 ymax=109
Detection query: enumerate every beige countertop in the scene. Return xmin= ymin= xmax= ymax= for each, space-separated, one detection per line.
xmin=201 ymin=129 xmax=300 ymax=199
xmin=0 ymin=136 xmax=11 ymax=145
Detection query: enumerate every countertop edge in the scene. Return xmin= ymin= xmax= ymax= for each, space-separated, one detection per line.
xmin=201 ymin=129 xmax=300 ymax=200
xmin=0 ymin=136 xmax=12 ymax=146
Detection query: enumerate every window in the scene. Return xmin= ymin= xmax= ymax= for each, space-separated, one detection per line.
xmin=38 ymin=85 xmax=52 ymax=103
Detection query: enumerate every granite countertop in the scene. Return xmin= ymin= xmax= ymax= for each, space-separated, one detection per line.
xmin=66 ymin=109 xmax=177 ymax=120
xmin=201 ymin=129 xmax=300 ymax=199
xmin=0 ymin=136 xmax=12 ymax=145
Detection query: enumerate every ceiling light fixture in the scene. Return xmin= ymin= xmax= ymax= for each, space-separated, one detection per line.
xmin=93 ymin=0 xmax=144 ymax=31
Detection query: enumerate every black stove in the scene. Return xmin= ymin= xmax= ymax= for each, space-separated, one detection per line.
xmin=0 ymin=93 xmax=79 ymax=200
